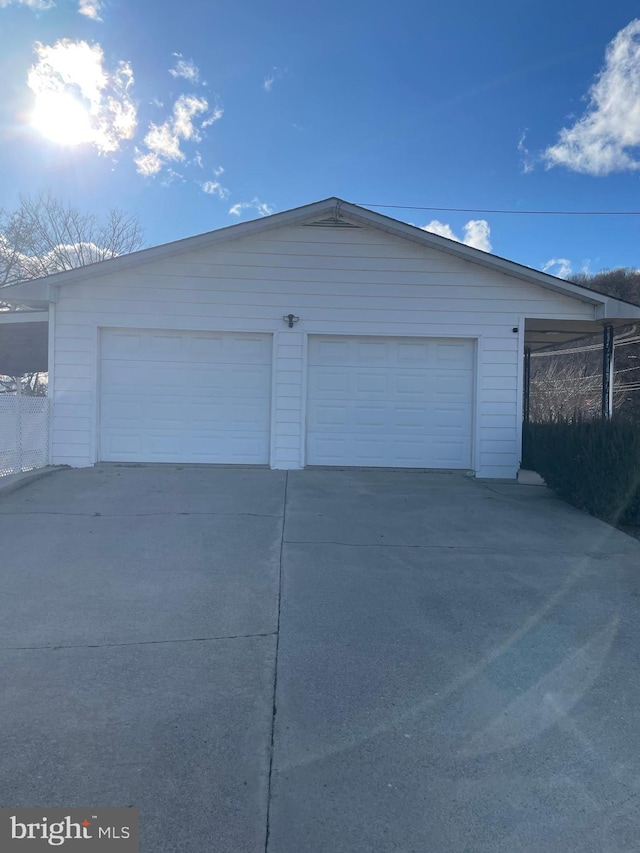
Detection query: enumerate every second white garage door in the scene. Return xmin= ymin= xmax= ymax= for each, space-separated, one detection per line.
xmin=306 ymin=335 xmax=474 ymax=468
xmin=99 ymin=329 xmax=272 ymax=464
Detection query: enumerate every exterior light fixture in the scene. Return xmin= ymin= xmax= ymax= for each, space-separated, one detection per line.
xmin=283 ymin=314 xmax=300 ymax=328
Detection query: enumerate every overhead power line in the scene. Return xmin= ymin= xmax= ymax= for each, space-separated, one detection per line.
xmin=532 ymin=336 xmax=640 ymax=357
xmin=358 ymin=203 xmax=640 ymax=216
xmin=532 ymin=365 xmax=640 ymax=383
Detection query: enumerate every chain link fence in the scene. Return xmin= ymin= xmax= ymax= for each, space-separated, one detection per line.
xmin=0 ymin=396 xmax=49 ymax=477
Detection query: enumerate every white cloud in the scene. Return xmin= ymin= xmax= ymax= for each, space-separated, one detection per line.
xmin=160 ymin=168 xmax=183 ymax=187
xmin=172 ymin=94 xmax=207 ymax=138
xmin=46 ymin=242 xmax=116 ymax=269
xmin=213 ymin=165 xmax=224 ymax=177
xmin=543 ymin=258 xmax=573 ymax=279
xmin=263 ymin=67 xmax=283 ymax=92
xmin=169 ymin=54 xmax=199 ymax=83
xmin=229 ymin=198 xmax=275 ymax=217
xmin=134 ymin=151 xmax=163 ymax=177
xmin=421 ymin=220 xmax=457 ymax=241
xmin=517 ymin=130 xmax=535 ymax=173
xmin=135 ymin=94 xmax=219 ymax=176
xmin=421 ymin=219 xmax=492 ymax=252
xmin=0 ymin=0 xmax=53 ymax=8
xmin=142 ymin=122 xmax=183 ymax=161
xmin=28 ymin=39 xmax=136 ymax=154
xmin=2 ymin=237 xmax=116 ymax=279
xmin=544 ymin=19 xmax=640 ymax=175
xmin=201 ymin=180 xmax=229 ymax=199
xmin=78 ymin=0 xmax=101 ymax=19
xmin=201 ymin=107 xmax=223 ymax=128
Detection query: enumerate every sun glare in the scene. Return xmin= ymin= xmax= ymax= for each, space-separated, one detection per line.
xmin=32 ymin=91 xmax=94 ymax=146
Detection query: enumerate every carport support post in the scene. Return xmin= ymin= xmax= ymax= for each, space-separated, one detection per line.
xmin=523 ymin=346 xmax=531 ymax=425
xmin=601 ymin=324 xmax=614 ymax=420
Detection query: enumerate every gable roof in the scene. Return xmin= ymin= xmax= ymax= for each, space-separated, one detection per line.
xmin=3 ymin=197 xmax=640 ymax=319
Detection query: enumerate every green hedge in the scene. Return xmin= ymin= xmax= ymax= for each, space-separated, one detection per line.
xmin=522 ymin=418 xmax=640 ymax=526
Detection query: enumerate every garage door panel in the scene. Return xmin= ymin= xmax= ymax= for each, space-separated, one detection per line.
xmin=308 ymin=400 xmax=472 ymax=430
xmin=311 ymin=367 xmax=471 ymax=403
xmin=355 ymin=372 xmax=389 ymax=395
xmin=101 ymin=362 xmax=271 ymax=397
xmin=100 ymin=329 xmax=271 ymax=464
xmin=433 ymin=404 xmax=473 ymax=432
xmin=395 ymin=374 xmax=428 ymax=395
xmin=433 ymin=438 xmax=469 ymax=465
xmin=104 ymin=434 xmax=143 ymax=457
xmin=354 ymin=406 xmax=387 ymax=427
xmin=435 ymin=341 xmax=475 ymax=366
xmin=307 ymin=335 xmax=474 ymax=469
xmin=311 ymin=337 xmax=474 ymax=370
xmin=394 ymin=406 xmax=430 ymax=429
xmin=356 ymin=342 xmax=388 ymax=362
xmin=101 ymin=427 xmax=269 ymax=464
xmin=189 ymin=433 xmax=269 ymax=462
xmin=103 ymin=330 xmax=271 ymax=361
xmin=433 ymin=372 xmax=473 ymax=401
xmin=307 ymin=433 xmax=471 ymax=468
xmin=396 ymin=342 xmax=429 ymax=363
xmin=313 ymin=340 xmax=350 ymax=363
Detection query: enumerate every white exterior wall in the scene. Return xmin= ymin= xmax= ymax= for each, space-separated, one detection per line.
xmin=50 ymin=222 xmax=596 ymax=478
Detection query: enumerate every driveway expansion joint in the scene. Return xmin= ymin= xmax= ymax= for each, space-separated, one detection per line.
xmin=265 ymin=470 xmax=287 ymax=853
xmin=282 ymin=539 xmax=629 ymax=557
xmin=0 ymin=510 xmax=283 ymax=518
xmin=0 ymin=632 xmax=278 ymax=652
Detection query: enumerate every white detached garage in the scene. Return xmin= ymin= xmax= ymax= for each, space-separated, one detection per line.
xmin=5 ymin=197 xmax=640 ymax=479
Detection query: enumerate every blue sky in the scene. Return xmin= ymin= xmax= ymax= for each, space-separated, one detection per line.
xmin=1 ymin=0 xmax=640 ymax=278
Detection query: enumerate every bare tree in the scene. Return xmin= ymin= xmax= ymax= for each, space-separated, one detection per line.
xmin=530 ymin=343 xmax=630 ymax=422
xmin=0 ymin=192 xmax=144 ymax=288
xmin=569 ymin=268 xmax=640 ymax=306
xmin=530 ymin=356 xmax=603 ymax=421
xmin=0 ymin=374 xmax=47 ymax=395
xmin=0 ymin=193 xmax=144 ymax=394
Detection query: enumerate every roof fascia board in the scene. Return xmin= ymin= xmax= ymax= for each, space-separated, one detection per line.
xmin=594 ymin=298 xmax=640 ymax=320
xmin=0 ymin=280 xmax=56 ymax=308
xmin=0 ymin=310 xmax=49 ymax=323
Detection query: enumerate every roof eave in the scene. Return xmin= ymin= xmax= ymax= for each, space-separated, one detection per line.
xmin=2 ymin=197 xmax=640 ymax=320
xmin=0 ymin=279 xmax=55 ymax=308
xmin=594 ymin=298 xmax=640 ymax=320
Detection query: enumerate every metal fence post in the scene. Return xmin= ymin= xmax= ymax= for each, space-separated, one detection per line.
xmin=601 ymin=325 xmax=614 ymax=420
xmin=523 ymin=347 xmax=531 ymax=425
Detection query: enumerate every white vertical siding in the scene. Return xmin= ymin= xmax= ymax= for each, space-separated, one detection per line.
xmin=51 ymin=221 xmax=597 ymax=477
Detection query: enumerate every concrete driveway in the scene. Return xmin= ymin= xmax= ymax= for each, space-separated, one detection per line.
xmin=1 ymin=466 xmax=640 ymax=852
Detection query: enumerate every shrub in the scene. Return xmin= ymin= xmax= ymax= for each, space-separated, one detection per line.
xmin=523 ymin=418 xmax=640 ymax=526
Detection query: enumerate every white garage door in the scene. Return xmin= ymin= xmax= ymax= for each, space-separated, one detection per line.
xmin=99 ymin=329 xmax=272 ymax=464
xmin=306 ymin=335 xmax=474 ymax=468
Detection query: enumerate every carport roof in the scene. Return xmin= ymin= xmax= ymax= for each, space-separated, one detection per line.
xmin=2 ymin=198 xmax=640 ymax=329
xmin=0 ymin=311 xmax=48 ymax=375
